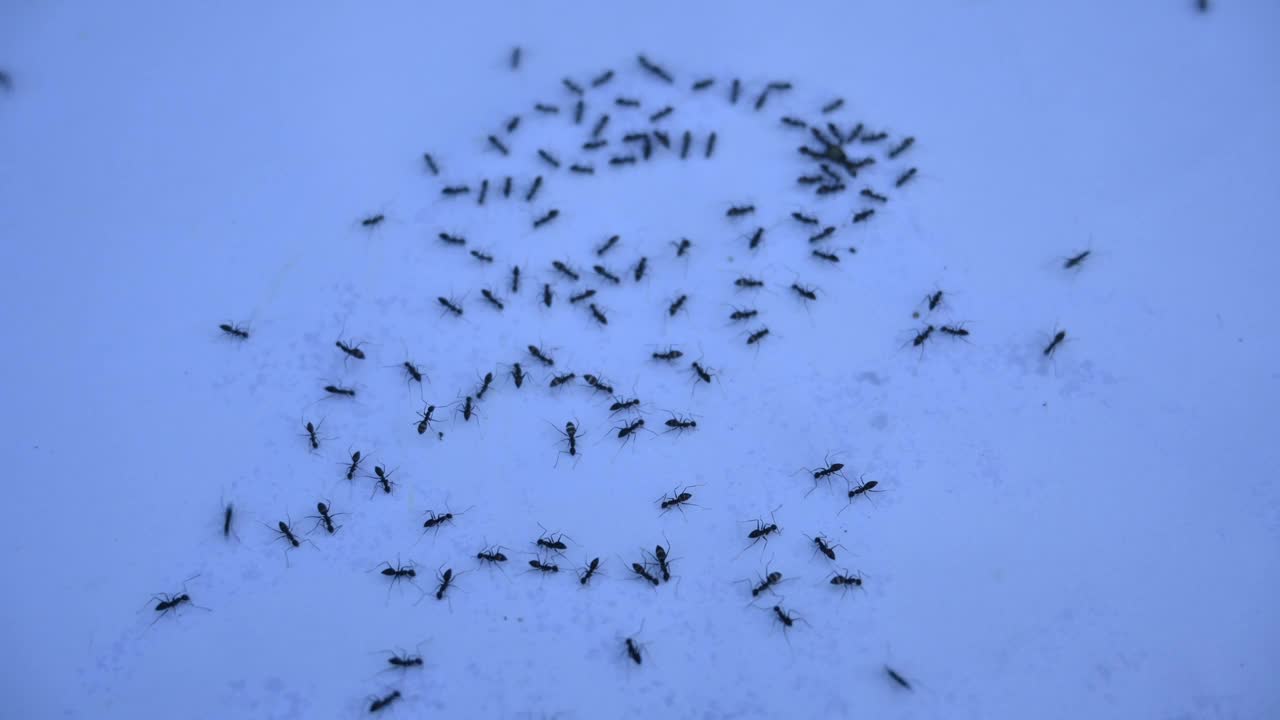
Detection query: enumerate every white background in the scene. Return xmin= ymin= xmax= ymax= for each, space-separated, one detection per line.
xmin=1 ymin=1 xmax=1277 ymax=718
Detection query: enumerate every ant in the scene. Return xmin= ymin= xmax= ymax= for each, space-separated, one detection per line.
xmin=816 ymin=183 xmax=846 ymax=195
xmin=476 ymin=545 xmax=509 ymax=566
xmin=551 ymin=260 xmax=579 ymax=281
xmin=510 ymin=266 xmax=521 ymax=293
xmin=912 ymin=325 xmax=935 ymax=347
xmin=400 ymin=360 xmax=425 ymax=384
xmin=361 ymin=214 xmax=385 ymax=228
xmin=736 ymin=276 xmax=764 ymax=290
xmin=223 ymin=502 xmax=234 ymax=539
xmin=730 ymin=77 xmax=741 ymax=103
xmin=528 ymin=344 xmax=555 ymax=367
xmin=772 ymin=604 xmax=805 ymax=632
xmin=148 ymin=575 xmax=207 ymax=624
xmin=510 ymin=362 xmax=526 ymax=388
xmin=861 ymin=188 xmax=888 ymax=203
xmin=625 ymin=635 xmax=645 ymax=665
xmin=324 ymin=384 xmax=356 ymax=397
xmin=896 ymin=167 xmax=918 ymax=187
xmin=673 ymin=237 xmax=692 ymax=257
xmin=423 ymin=153 xmax=439 ymax=175
xmin=650 ymin=106 xmax=673 ymax=122
xmin=886 ymin=666 xmax=912 ymax=690
xmin=563 ymin=77 xmax=584 ymax=95
xmin=940 ymin=325 xmax=970 ymax=338
xmin=844 ymin=477 xmax=882 ymax=509
xmin=1064 ymin=250 xmax=1091 ymax=269
xmin=487 ymin=134 xmax=509 ymax=155
xmin=371 ymin=465 xmax=396 ymax=496
xmin=537 ymin=149 xmax=560 ymax=168
xmin=506 ymin=115 xmax=520 ymax=133
xmin=386 ymin=649 xmax=424 ymax=669
xmin=533 ymin=209 xmax=560 ymax=229
xmin=610 ymin=155 xmax=636 ymax=166
xmin=822 ymin=97 xmax=845 ymax=113
xmin=652 ymin=347 xmax=683 ymax=362
xmin=741 ymin=507 xmax=781 ymax=554
xmin=554 ymin=420 xmax=581 ymax=460
xmin=690 ymin=361 xmax=713 ymax=384
xmin=829 ymin=569 xmax=864 ymax=595
xmin=476 ymin=371 xmax=494 ymax=399
xmin=477 ymin=179 xmax=489 ymax=205
xmin=726 ymin=204 xmax=756 ymax=217
xmin=458 ymin=395 xmax=476 ymax=422
xmin=616 ymin=418 xmax=645 ymax=441
xmin=809 ymin=456 xmax=846 ymax=484
xmin=414 ymin=404 xmax=437 ymax=435
xmin=853 ymin=209 xmax=876 ymax=223
xmin=570 ymin=163 xmax=594 ymax=175
xmin=535 ymin=524 xmax=571 ymax=554
xmin=588 ymin=303 xmax=608 ymax=326
xmin=629 ymin=561 xmax=660 ymax=587
xmin=809 ymin=534 xmax=842 ymax=561
xmin=480 ymin=289 xmax=504 ymax=311
xmin=593 ymin=265 xmax=621 ymax=284
xmin=510 ymin=46 xmax=521 ymax=69
xmin=335 ymin=336 xmax=366 ymax=362
xmin=680 ymin=131 xmax=691 ymax=159
xmin=344 ymin=450 xmax=364 ymax=481
xmin=797 ymin=174 xmax=825 ymax=185
xmin=668 ymin=294 xmax=688 ymax=317
xmin=747 ymin=227 xmax=765 ymax=250
xmin=528 ymin=558 xmax=560 ymax=574
xmin=861 ymin=131 xmax=888 ymax=143
xmin=597 ymin=234 xmax=620 ymax=256
xmin=308 ymin=501 xmax=342 ymax=535
xmin=592 ymin=69 xmax=614 ymax=86
xmin=526 ymin=175 xmax=543 ymax=202
xmin=271 ymin=518 xmax=303 ymax=549
xmin=302 ymin=420 xmax=322 ymax=450
xmin=570 ymin=289 xmax=597 ymax=304
xmin=810 ymin=227 xmax=836 ymax=243
xmin=378 ymin=558 xmax=417 ymax=594
xmin=663 ymin=415 xmax=697 ymax=434
xmin=925 ymin=289 xmax=945 ymax=312
xmin=583 ymin=374 xmax=614 ymax=394
xmin=692 ymin=77 xmax=715 ymax=90
xmin=534 ymin=102 xmax=559 ymax=114
xmin=649 ymin=537 xmax=674 ymax=582
xmin=578 ymin=557 xmax=602 ymax=585
xmin=503 ymin=176 xmax=512 ymax=197
xmin=437 ymin=297 xmax=463 ymax=317
xmin=542 ymin=283 xmax=553 ymax=307
xmin=782 ymin=116 xmax=807 ymax=129
xmin=792 ymin=211 xmax=819 ymax=225
xmin=1044 ymin=329 xmax=1067 ymax=356
xmin=470 ymin=249 xmax=494 ymax=264
xmin=369 ymin=690 xmax=402 ymax=713
xmin=658 ymin=485 xmax=700 ymax=514
xmin=441 ymin=185 xmax=470 ymax=196
xmin=637 ymin=54 xmax=674 ymax=83
xmin=751 ymin=566 xmax=784 ymax=598
xmin=610 ymin=397 xmax=641 ymax=414
xmin=705 ymin=132 xmax=717 ymax=158
xmin=634 ymin=256 xmax=648 ymax=281
xmin=888 ymin=136 xmax=915 ymax=159
xmin=812 ymin=250 xmax=839 ymax=263
xmin=422 ymin=506 xmax=463 ymax=534
xmin=652 ymin=130 xmax=670 ymax=148
xmin=550 ymin=372 xmax=576 ymax=388
xmin=434 ymin=566 xmax=456 ymax=601
xmin=219 ymin=322 xmax=250 ymax=340
xmin=615 ymin=97 xmax=641 ymax=108
xmin=591 ymin=114 xmax=610 ymax=138
xmin=746 ymin=327 xmax=770 ymax=345
xmin=729 ymin=307 xmax=758 ymax=322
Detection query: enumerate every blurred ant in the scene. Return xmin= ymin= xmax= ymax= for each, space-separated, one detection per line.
xmin=223 ymin=502 xmax=235 ymax=539
xmin=578 ymin=557 xmax=602 ymax=585
xmin=510 ymin=266 xmax=521 ymax=293
xmin=441 ymin=185 xmax=470 ymax=196
xmin=692 ymin=77 xmax=714 ymax=90
xmin=506 ymin=115 xmax=520 ymax=133
xmin=473 ymin=371 xmax=494 ymax=399
xmin=385 ymin=646 xmax=424 ymax=670
xmin=477 ymin=179 xmax=488 ymax=205
xmin=470 ymin=249 xmax=494 ymax=264
xmin=729 ymin=307 xmax=758 ymax=322
xmin=526 ymin=175 xmax=543 ymax=202
xmin=1064 ymin=250 xmax=1090 ymax=269
xmin=610 ymin=155 xmax=637 ymax=166
xmin=423 ymin=153 xmax=439 ymax=175
xmin=888 ymin=136 xmax=915 ymax=158
xmin=563 ymin=77 xmax=584 ymax=95
xmin=792 ymin=212 xmax=819 ymax=225
xmin=370 ymin=465 xmax=396 ymax=496
xmin=652 ymin=347 xmax=683 ymax=362
xmin=542 ymin=283 xmax=553 ymax=307
xmin=912 ymin=325 xmax=935 ymax=347
xmin=480 ymin=289 xmax=504 ymax=311
xmin=816 ymin=183 xmax=846 ymax=196
xmin=437 ymin=296 xmax=463 ymax=317
xmin=924 ymin=289 xmax=945 ymax=312
xmin=324 ymin=384 xmax=356 ymax=397
xmin=550 ymin=372 xmax=576 ymax=388
xmin=528 ymin=558 xmax=560 ymax=574
xmin=705 ymin=132 xmax=717 ymax=158
xmin=680 ymin=131 xmax=691 ymax=159
xmin=822 ymin=97 xmax=845 ymax=114
xmin=791 ymin=283 xmax=818 ymax=302
xmin=726 ymin=204 xmax=755 ymax=217
xmin=361 ymin=214 xmax=385 ymax=228
xmin=886 ymin=666 xmax=912 ymax=690
xmin=650 ymin=106 xmax=673 ymax=122
xmin=736 ymin=276 xmax=764 ymax=290
xmin=593 ymin=265 xmax=621 ymax=284
xmin=219 ymin=322 xmax=250 ymax=340
xmin=570 ymin=163 xmax=593 ymax=174
xmin=592 ymin=69 xmax=614 ymax=87
xmin=583 ymin=374 xmax=614 ymax=394
xmin=591 ymin=114 xmax=610 ymax=138
xmin=414 ymin=404 xmax=437 ymax=435
xmin=634 ymin=256 xmax=648 ymax=281
xmin=746 ymin=327 xmax=770 ymax=345
xmin=625 ymin=634 xmax=645 ymax=665
xmin=487 ymin=135 xmax=509 ymax=155
xmin=509 ymin=362 xmax=526 ymax=388
xmin=861 ymin=131 xmax=888 ymax=143
xmin=782 ymin=116 xmax=807 ymax=129
xmin=861 ymin=188 xmax=888 ymax=202
xmin=690 ymin=361 xmax=713 ymax=384
xmin=570 ymin=289 xmax=597 ymax=304
xmin=748 ymin=227 xmax=765 ymax=250
xmin=335 ymin=336 xmax=366 ymax=362
xmin=629 ymin=561 xmax=660 ymax=587
xmin=528 ymin=344 xmax=555 ymax=366
xmin=810 ymin=227 xmax=836 ymax=243
xmin=668 ymin=294 xmax=688 ymax=317
xmin=896 ymin=167 xmax=917 ymax=187
xmin=812 ymin=250 xmax=840 ymax=264
xmin=533 ymin=209 xmax=560 ymax=229
xmin=730 ymin=78 xmax=741 ymax=103
xmin=615 ymin=97 xmax=641 ymax=108
xmin=510 ymin=46 xmax=521 ymax=69
xmin=651 ymin=130 xmax=670 ymax=148
xmin=537 ymin=149 xmax=560 ymax=168
xmin=1044 ymin=329 xmax=1067 ymax=356
xmin=940 ymin=324 xmax=970 ymax=338
xmin=503 ymin=176 xmax=512 ymax=197
xmin=853 ymin=209 xmax=876 ymax=223
xmin=673 ymin=238 xmax=692 ymax=257
xmin=637 ymin=54 xmax=674 ymax=83
xmin=369 ymin=691 xmax=401 ymax=713
xmin=398 ymin=359 xmax=425 ymax=385
xmin=551 ymin=260 xmax=578 ymax=281
xmin=596 ymin=234 xmax=620 ymax=256
xmin=588 ymin=303 xmax=608 ymax=326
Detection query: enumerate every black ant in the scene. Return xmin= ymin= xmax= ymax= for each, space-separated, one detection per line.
xmin=726 ymin=204 xmax=755 ymax=217
xmin=551 ymin=260 xmax=578 ymax=281
xmin=534 ymin=102 xmax=559 ymax=114
xmin=753 ymin=89 xmax=772 ymax=111
xmin=324 ymin=384 xmax=356 ymax=397
xmin=593 ymin=265 xmax=621 ymax=284
xmin=414 ymin=404 xmax=437 ymax=435
xmin=888 ymin=136 xmax=915 ymax=158
xmin=853 ymin=209 xmax=876 ymax=223
xmin=386 ymin=649 xmax=424 ymax=669
xmin=480 ymin=289 xmax=504 ymax=311
xmin=335 ymin=337 xmax=366 ymax=362
xmin=615 ymin=97 xmax=641 ymax=108
xmin=812 ymin=251 xmax=840 ymax=267
xmin=610 ymin=155 xmax=636 ymax=166
xmin=629 ymin=561 xmax=660 ymax=587
xmin=668 ymin=294 xmax=688 ymax=317
xmin=223 ymin=502 xmax=234 ymax=539
xmin=503 ymin=176 xmax=512 ymax=197
xmin=736 ymin=276 xmax=764 ymax=290
xmin=705 ymin=132 xmax=717 ymax=158
xmin=476 ymin=371 xmax=494 ymax=399
xmin=550 ymin=372 xmax=576 ymax=388
xmin=369 ymin=690 xmax=402 ymax=713
xmin=810 ymin=228 xmax=838 ymax=245
xmin=845 ymin=477 xmax=882 ymax=508
xmin=791 ymin=211 xmax=819 ymax=225
xmin=588 ymin=303 xmax=608 ymax=326
xmin=637 ymin=54 xmax=674 ymax=83
xmin=861 ymin=188 xmax=888 ymax=203
xmin=583 ymin=374 xmax=614 ymax=394
xmin=650 ymin=106 xmax=673 ymax=122
xmin=633 ymin=256 xmax=648 ymax=281
xmin=423 ymin=153 xmax=439 ymax=175
xmin=1064 ymin=250 xmax=1091 ymax=269
xmin=663 ymin=415 xmax=697 ymax=434
xmin=470 ymin=249 xmax=494 ymax=264
xmin=625 ymin=635 xmax=645 ymax=665
xmin=912 ymin=325 xmax=935 ymax=347
xmin=692 ymin=77 xmax=714 ymax=90
xmin=649 ymin=538 xmax=673 ymax=582
xmin=1044 ymin=329 xmax=1067 ymax=356
xmin=616 ymin=418 xmax=645 ymax=441
xmin=747 ymin=227 xmax=765 ymax=250
xmin=542 ymin=283 xmax=553 ymax=308
xmin=610 ymin=397 xmax=641 ymax=414
xmin=555 ymin=420 xmax=580 ymax=459
xmin=434 ymin=566 xmax=456 ymax=601
xmin=476 ymin=545 xmax=509 ymax=566
xmin=271 ymin=518 xmax=302 ymax=549
xmin=829 ymin=569 xmax=864 ymax=595
xmin=730 ymin=77 xmax=741 ymax=103
xmin=400 ymin=360 xmax=425 ymax=384
xmin=751 ymin=566 xmax=784 ymax=598
xmin=458 ymin=395 xmax=476 ymax=422
xmin=940 ymin=324 xmax=970 ymax=338
xmin=797 ymin=174 xmax=825 ymax=185
xmin=308 ymin=501 xmax=342 ymax=535
xmin=741 ymin=507 xmax=781 ymax=554
xmin=652 ymin=347 xmax=683 ymax=362
xmin=896 ymin=167 xmax=918 ymax=187
xmin=591 ymin=114 xmax=610 ymax=138
xmin=487 ymin=134 xmax=509 ymax=155
xmin=510 ymin=46 xmax=521 ymax=69
xmin=658 ymin=485 xmax=700 ymax=514
xmin=371 ymin=465 xmax=396 ymax=495
xmin=537 ymin=149 xmax=560 ymax=169
xmin=422 ymin=505 xmax=465 ymax=534
xmin=437 ymin=297 xmax=463 ymax=317
xmin=568 ymin=289 xmax=596 ymax=305
xmin=533 ymin=209 xmax=559 ymax=229
xmin=861 ymin=131 xmax=888 ymax=143
xmin=219 ymin=322 xmax=250 ymax=340
xmin=746 ymin=327 xmax=770 ymax=345
xmin=782 ymin=116 xmax=807 ymax=129
xmin=822 ymin=97 xmax=845 ymax=113
xmin=506 ymin=115 xmax=520 ymax=133
xmin=652 ymin=130 xmax=670 ymax=148
xmin=816 ymin=183 xmax=846 ymax=195
xmin=361 ymin=214 xmax=385 ymax=228
xmin=526 ymin=175 xmax=543 ymax=202
xmin=596 ymin=235 xmax=620 ymax=256
xmin=344 ymin=450 xmax=364 ymax=481
xmin=886 ymin=666 xmax=912 ymax=690
xmin=477 ymin=179 xmax=489 ymax=205
xmin=562 ymin=77 xmax=584 ymax=95
xmin=535 ymin=524 xmax=571 ymax=554
xmin=528 ymin=558 xmax=559 ymax=574
xmin=569 ymin=163 xmax=594 ymax=175
xmin=729 ymin=307 xmax=758 ymax=322
xmin=578 ymin=557 xmax=601 ymax=585
xmin=772 ymin=604 xmax=803 ymax=631
xmin=809 ymin=534 xmax=841 ymax=561
xmin=510 ymin=362 xmax=526 ymax=388
xmin=925 ymin=289 xmax=945 ymax=312
xmin=510 ymin=266 xmax=520 ymax=293
xmin=148 ymin=575 xmax=207 ymax=624
xmin=593 ymin=69 xmax=614 ymax=86
xmin=673 ymin=237 xmax=692 ymax=257
xmin=690 ymin=361 xmax=713 ymax=384
xmin=441 ymin=185 xmax=470 ymax=196
xmin=528 ymin=344 xmax=555 ymax=367
xmin=680 ymin=131 xmax=691 ymax=159
xmin=303 ymin=420 xmax=322 ymax=450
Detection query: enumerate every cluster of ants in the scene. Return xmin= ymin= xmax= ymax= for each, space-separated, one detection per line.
xmin=198 ymin=50 xmax=1093 ymax=712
